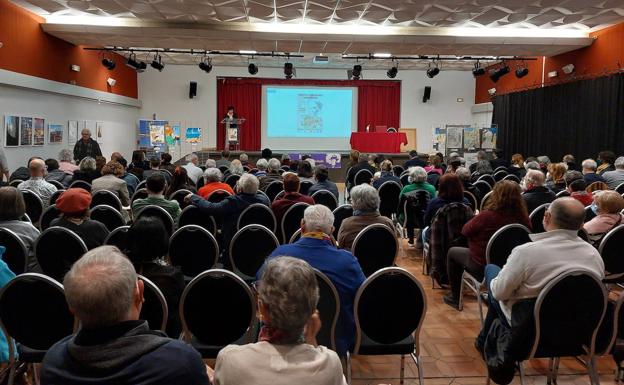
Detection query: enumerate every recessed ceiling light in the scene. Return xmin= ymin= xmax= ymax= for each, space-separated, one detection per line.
xmin=373 ymin=53 xmax=392 ymax=58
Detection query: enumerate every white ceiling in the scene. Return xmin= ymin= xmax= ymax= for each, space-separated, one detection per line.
xmin=13 ymin=0 xmax=624 ymax=69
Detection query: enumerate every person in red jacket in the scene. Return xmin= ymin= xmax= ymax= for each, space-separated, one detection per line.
xmin=272 ymin=173 xmax=314 ymax=232
xmin=444 ymin=181 xmax=531 ymax=309
xmin=198 ymin=167 xmax=234 ymax=198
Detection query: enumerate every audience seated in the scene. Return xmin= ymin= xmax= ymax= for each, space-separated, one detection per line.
xmin=521 ymin=169 xmax=556 ymax=213
xmin=507 ymin=153 xmax=526 ymax=179
xmin=255 ymin=158 xmax=269 ymax=178
xmin=424 ymin=154 xmax=444 ymax=175
xmin=239 ymin=153 xmax=254 ymax=169
xmin=404 ymin=149 xmax=427 ymax=168
xmin=563 ymin=154 xmax=578 ymax=171
xmin=476 ymin=198 xmax=604 ymax=350
xmin=346 ymin=153 xmax=376 ymax=188
xmin=225 ymin=159 xmax=244 ymax=178
xmin=0 ymin=186 xmax=41 ymax=270
xmin=581 ymin=158 xmax=606 ymax=185
xmin=308 ymin=165 xmax=339 ymax=200
xmin=537 ymin=155 xmax=550 ymax=174
xmin=95 ymin=156 xmax=107 ymax=175
xmin=127 ymin=216 xmax=184 ymax=337
xmin=259 ymin=158 xmax=283 ymax=191
xmin=51 ymin=188 xmax=109 ymax=250
xmin=0 ymin=247 xmax=15 ymax=363
xmin=399 ymin=167 xmax=436 ymax=247
xmin=132 ymin=173 xmax=181 ymax=222
xmin=281 ymin=154 xmax=291 ymax=167
xmin=91 ymin=161 xmax=131 ymax=207
xmin=545 ymin=162 xmax=567 ymax=194
xmin=205 ymin=159 xmax=217 ymax=169
xmin=183 ymin=153 xmax=204 ymax=185
xmin=58 ymin=149 xmax=79 ymax=175
xmin=165 ymin=166 xmax=196 ymax=198
xmin=583 ymin=190 xmax=624 ymax=244
xmin=445 ymin=181 xmax=531 ymax=309
xmin=144 ymin=157 xmax=172 ymax=184
xmin=18 ymin=158 xmax=57 ymax=207
xmin=128 ymin=150 xmax=150 ymax=172
xmin=468 ymin=151 xmax=487 ymax=174
xmin=474 ymin=160 xmax=493 ymax=175
xmin=198 ymin=168 xmax=234 ymax=198
xmin=261 ymin=206 xmax=364 ymax=357
xmin=297 ymin=161 xmax=315 ymax=183
xmin=71 ymin=157 xmax=101 ymax=184
xmin=40 ymin=246 xmax=210 ymax=384
xmin=597 ymin=150 xmax=616 ymax=175
xmin=261 ymin=148 xmax=273 ymax=161
xmin=216 ymin=150 xmax=232 ymax=168
xmin=423 ymin=174 xmax=468 ymax=232
xmin=372 ymin=160 xmax=401 ymax=189
xmin=565 ymin=171 xmax=593 ymax=206
xmin=160 ymin=153 xmax=176 ymax=175
xmin=456 ymin=167 xmax=482 ymax=203
xmin=601 ymin=156 xmax=624 ymax=189
xmin=489 ymin=149 xmax=509 ymax=170
xmin=45 ymin=159 xmax=72 ymax=187
xmin=272 ymin=173 xmax=314 ymax=226
xmin=346 ymin=150 xmax=360 ymax=171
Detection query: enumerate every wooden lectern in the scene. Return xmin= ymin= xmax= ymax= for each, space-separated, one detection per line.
xmin=220 ymin=117 xmax=245 ymax=151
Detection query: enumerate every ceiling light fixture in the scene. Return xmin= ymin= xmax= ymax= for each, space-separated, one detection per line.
xmin=426 ymin=61 xmax=440 ymax=78
xmin=386 ymin=63 xmax=398 ymax=79
xmin=284 ymin=62 xmax=294 ymax=79
xmin=352 ymin=64 xmax=362 ymax=80
xmin=248 ymin=63 xmax=258 ymax=75
xmin=472 ymin=61 xmax=485 ymax=77
xmin=151 ymin=53 xmax=164 ymax=72
xmin=515 ymin=63 xmax=529 ymax=79
xmin=239 ymin=50 xmax=257 ymax=55
xmin=489 ymin=62 xmax=510 ymax=83
xmin=562 ymin=64 xmax=575 ymax=74
xmin=125 ymin=53 xmax=147 ymax=72
xmin=198 ymin=57 xmax=212 ymax=73
xmin=101 ymin=58 xmax=116 ymax=70
xmin=373 ymin=53 xmax=392 ymax=58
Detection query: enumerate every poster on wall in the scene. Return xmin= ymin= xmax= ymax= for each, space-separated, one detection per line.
xmin=446 ymin=125 xmax=463 ymax=149
xmin=149 ymin=121 xmax=166 ymax=146
xmin=33 ymin=118 xmax=45 ymax=146
xmin=4 ymin=116 xmax=19 ymax=147
xmin=48 ymin=123 xmax=64 ymax=143
xmin=463 ymin=127 xmax=479 ymax=150
xmin=480 ymin=127 xmax=497 ymax=149
xmin=432 ymin=127 xmax=446 ymax=152
xmin=20 ymin=117 xmax=33 ymax=146
xmin=96 ymin=121 xmax=104 ymax=145
xmin=68 ymin=120 xmax=78 ymax=144
xmin=464 ymin=152 xmax=479 ymax=167
xmin=165 ymin=122 xmax=181 ymax=146
xmin=185 ymin=127 xmax=201 ymax=144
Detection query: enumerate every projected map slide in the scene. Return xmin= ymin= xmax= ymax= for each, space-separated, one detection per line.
xmin=266 ymin=87 xmax=354 ymax=138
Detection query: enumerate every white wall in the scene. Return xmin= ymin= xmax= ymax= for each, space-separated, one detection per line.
xmin=472 ymin=102 xmax=494 ymax=128
xmin=139 ymin=65 xmax=477 ymax=154
xmin=0 ymin=84 xmax=139 ymax=171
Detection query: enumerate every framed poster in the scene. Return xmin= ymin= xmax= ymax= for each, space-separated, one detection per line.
xmin=4 ymin=115 xmax=19 ymax=147
xmin=480 ymin=127 xmax=497 ymax=149
xmin=463 ymin=127 xmax=479 ymax=150
xmin=165 ymin=122 xmax=181 ymax=146
xmin=149 ymin=120 xmax=166 ymax=146
xmin=464 ymin=151 xmax=479 ymax=167
xmin=20 ymin=117 xmax=33 ymax=146
xmin=33 ymin=118 xmax=45 ymax=146
xmin=68 ymin=120 xmax=78 ymax=144
xmin=227 ymin=127 xmax=238 ymax=143
xmin=185 ymin=127 xmax=201 ymax=144
xmin=446 ymin=125 xmax=463 ymax=149
xmin=48 ymin=123 xmax=64 ymax=143
xmin=96 ymin=121 xmax=104 ymax=144
xmin=432 ymin=127 xmax=446 ymax=152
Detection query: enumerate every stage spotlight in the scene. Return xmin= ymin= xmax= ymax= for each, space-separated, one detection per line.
xmin=125 ymin=54 xmax=147 ymax=73
xmin=472 ymin=62 xmax=485 ymax=77
xmin=101 ymin=58 xmax=116 ymax=70
xmin=198 ymin=57 xmax=212 ymax=73
xmin=387 ymin=65 xmax=398 ymax=79
xmin=515 ymin=66 xmax=529 ymax=79
xmin=489 ymin=63 xmax=510 ymax=83
xmin=426 ymin=65 xmax=440 ymax=78
xmin=352 ymin=64 xmax=362 ymax=80
xmin=284 ymin=62 xmax=294 ymax=79
xmin=248 ymin=63 xmax=258 ymax=75
xmin=151 ymin=54 xmax=164 ymax=72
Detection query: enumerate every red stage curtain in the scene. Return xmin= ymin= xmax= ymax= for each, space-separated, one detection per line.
xmin=216 ymin=77 xmax=401 ymax=151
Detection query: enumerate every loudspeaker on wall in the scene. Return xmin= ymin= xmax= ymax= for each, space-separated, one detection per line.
xmin=189 ymin=81 xmax=197 ymax=99
xmin=423 ymin=86 xmax=431 ymax=103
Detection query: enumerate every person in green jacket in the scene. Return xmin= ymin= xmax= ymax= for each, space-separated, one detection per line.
xmin=131 ymin=173 xmax=181 ymax=223
xmin=399 ymin=166 xmax=437 ymax=247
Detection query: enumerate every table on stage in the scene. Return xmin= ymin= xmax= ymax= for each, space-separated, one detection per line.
xmin=349 ymin=132 xmax=408 ymax=153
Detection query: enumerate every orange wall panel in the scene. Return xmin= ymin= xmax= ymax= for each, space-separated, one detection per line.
xmin=0 ymin=0 xmax=137 ymax=98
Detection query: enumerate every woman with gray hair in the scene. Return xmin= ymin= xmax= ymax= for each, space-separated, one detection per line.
xmin=337 ymin=183 xmax=394 ymax=251
xmin=398 ymin=166 xmax=437 ymax=247
xmin=214 ymin=256 xmax=346 ymax=385
xmin=475 ymin=160 xmax=493 ymax=175
xmin=198 ymin=167 xmax=234 ymax=198
xmin=70 ymin=156 xmax=101 ymax=184
xmin=58 ymin=149 xmax=79 ymax=175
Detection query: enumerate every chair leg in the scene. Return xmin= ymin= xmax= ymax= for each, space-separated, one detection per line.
xmin=458 ymin=274 xmax=465 ymax=311
xmin=547 ymin=358 xmax=555 ymax=385
xmin=553 ymin=357 xmax=560 ymax=384
xmin=400 ymin=354 xmax=405 ymax=385
xmin=588 ymin=356 xmax=600 ymax=385
xmin=518 ymin=361 xmax=526 ymax=385
xmin=346 ymin=351 xmax=351 ymax=385
xmin=411 ymin=353 xmax=424 ymax=385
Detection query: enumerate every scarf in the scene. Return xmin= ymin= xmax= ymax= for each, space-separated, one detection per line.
xmin=303 ymin=231 xmax=334 ymax=245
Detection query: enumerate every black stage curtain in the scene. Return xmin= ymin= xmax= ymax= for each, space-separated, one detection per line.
xmin=493 ymin=73 xmax=624 ymax=162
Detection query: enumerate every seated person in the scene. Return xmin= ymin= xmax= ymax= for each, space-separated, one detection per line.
xmin=476 ymin=198 xmax=604 ymax=350
xmin=91 ymin=161 xmax=131 ymax=207
xmin=424 ymin=154 xmax=444 ymax=175
xmin=182 ymin=153 xmax=203 ymax=185
xmin=582 ymin=158 xmax=606 ymax=185
xmin=545 ymin=162 xmax=567 ymax=194
xmin=198 ymin=168 xmax=234 ymax=199
xmin=423 ymin=174 xmax=468 ymax=233
xmin=307 ymin=165 xmax=339 ymax=200
xmin=127 ymin=216 xmax=184 ymax=338
xmin=456 ymin=167 xmax=482 ymax=204
xmin=160 ymin=152 xmax=176 ymax=175
xmin=445 ymin=181 xmax=531 ymax=309
xmin=71 ymin=157 xmax=101 ymax=185
xmin=51 ymin=188 xmax=109 ymax=250
xmin=602 ymin=156 xmax=624 ymax=189
xmin=216 ymin=150 xmax=232 ymax=168
xmin=224 ymin=160 xmax=244 ymax=179
xmin=44 ymin=159 xmax=72 ymax=187
xmin=372 ymin=160 xmax=401 ymax=189
xmin=259 ymin=158 xmax=283 ymax=191
xmin=272 ymin=173 xmax=314 ymax=227
xmin=254 ymin=158 xmax=269 ymax=178
xmin=521 ymin=169 xmax=556 ymax=214
xmin=58 ymin=149 xmax=79 ymax=175
xmin=404 ymin=150 xmax=426 ymax=168
xmin=165 ymin=167 xmax=196 ymax=198
xmin=346 ymin=153 xmax=376 ymax=188
xmin=507 ymin=153 xmax=526 ymax=179
xmin=564 ymin=171 xmax=592 ymax=206
xmin=40 ymin=246 xmax=210 ymax=384
xmin=18 ymin=158 xmax=57 ymax=207
xmin=489 ymin=149 xmax=509 ymax=170
xmin=239 ymin=153 xmax=254 ymax=169
xmin=132 ymin=173 xmax=181 ymax=223
xmin=583 ymin=190 xmax=624 ymax=244
xmin=597 ymin=150 xmax=616 ymax=175
xmin=338 ymin=183 xmax=394 ymax=251
xmin=399 ymin=167 xmax=437 ymax=247
xmin=0 ymin=187 xmax=41 ymax=271
xmin=143 ymin=157 xmax=172 ymax=184
xmin=297 ymin=161 xmax=315 ymax=183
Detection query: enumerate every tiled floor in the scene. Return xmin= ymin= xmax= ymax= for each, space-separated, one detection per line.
xmin=349 ymin=239 xmax=618 ymax=385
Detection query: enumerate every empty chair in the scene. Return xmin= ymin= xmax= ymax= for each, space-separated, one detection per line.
xmin=314 ymin=269 xmax=341 ymax=352
xmin=34 ymin=227 xmax=87 ymax=282
xmin=139 ymin=274 xmax=168 ymax=332
xmin=180 ymin=269 xmax=256 ymax=358
xmin=49 ymin=189 xmax=65 ymax=206
xmin=135 ymin=205 xmax=174 ymax=235
xmin=529 ymin=203 xmax=550 ymax=233
xmin=281 ymin=202 xmax=310 ymax=244
xmin=104 ymin=225 xmax=130 ymax=252
xmin=207 ymin=189 xmax=232 ymax=203
xmin=598 ymin=224 xmax=624 ymax=283
xmin=502 ymin=174 xmax=521 ymax=183
xmin=39 ymin=204 xmax=61 ymax=231
xmin=177 ymin=205 xmax=217 ymax=235
xmin=354 ymin=169 xmax=373 ymax=186
xmin=392 ymin=165 xmax=404 ymax=177
xmin=237 ymin=203 xmax=276 ymax=233
xmin=378 ymin=181 xmax=402 ymax=219
xmin=398 ymin=190 xmax=430 ymax=246
xmin=400 ymin=173 xmax=410 ymax=187
xmin=0 ymin=228 xmax=29 ymax=275
xmin=477 ymin=174 xmax=496 ymax=188
xmin=169 ymin=225 xmax=219 ymax=278
xmin=265 ymin=181 xmax=284 ymax=202
xmin=21 ymin=190 xmax=43 ymax=226
xmin=352 ymin=224 xmax=398 ymax=277
xmin=473 ymin=180 xmax=492 ymax=197
xmin=9 ymin=180 xmax=23 ymax=188
xmin=131 ymin=188 xmax=148 ymax=203
xmin=586 ymin=181 xmax=608 ymax=193
xmin=90 ymin=190 xmax=122 ymax=211
xmin=229 ymin=224 xmax=279 ymax=281
xmin=69 ymin=180 xmax=92 ymax=192
xmin=90 ymin=204 xmax=125 ymax=231
xmin=312 ymin=189 xmax=338 ymax=211
xmin=299 ymin=180 xmax=314 ymax=196
xmin=332 ymin=204 xmax=353 ymax=239
xmin=168 ymin=189 xmax=193 ymax=210
xmin=224 ymin=174 xmax=240 ymax=190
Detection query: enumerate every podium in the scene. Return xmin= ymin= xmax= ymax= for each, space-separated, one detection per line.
xmin=220 ymin=117 xmax=245 ymax=151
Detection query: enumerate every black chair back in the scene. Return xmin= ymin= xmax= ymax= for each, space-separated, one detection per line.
xmin=265 ymin=181 xmax=284 ymax=202
xmin=477 ymin=174 xmax=495 ymax=188
xmin=47 ymin=180 xmax=65 ymax=190
xmin=69 ymin=180 xmax=92 ymax=192
xmin=392 ymin=165 xmax=404 ymax=177
xmin=502 ymin=174 xmax=521 ymax=183
xmin=615 ymin=183 xmax=624 ymax=194
xmin=354 ymin=169 xmax=373 ymax=186
xmin=463 ymin=191 xmax=478 ymax=212
xmin=400 ymin=190 xmax=430 ymax=229
xmin=131 ymin=188 xmax=149 ymax=203
xmin=479 ymin=191 xmax=494 ymax=212
xmin=473 ymin=180 xmax=491 ymax=196
xmin=598 ymin=224 xmax=624 ymax=282
xmin=229 ymin=225 xmax=279 ymax=280
xmin=352 ymin=224 xmax=397 ymax=277
xmin=314 ymin=269 xmax=340 ymax=351
xmin=378 ymin=181 xmax=402 ymax=219
xmin=39 ymin=204 xmax=61 ymax=231
xmin=169 ymin=225 xmax=219 ymax=277
xmin=486 ymin=224 xmax=532 ymax=267
xmin=400 ymin=174 xmax=410 ymax=187
xmin=178 ymin=205 xmax=217 ymax=235
xmin=312 ymin=190 xmax=338 ymax=211
xmin=281 ymin=202 xmax=310 ymax=244
xmin=225 ymin=174 xmax=240 ymax=190
xmin=90 ymin=205 xmax=125 ymax=231
xmin=136 ymin=180 xmax=147 ymax=191
xmin=299 ymin=180 xmax=314 ymax=195
xmin=207 ymin=189 xmax=232 ymax=203
xmin=0 ymin=273 xmax=74 ymax=359
xmin=9 ymin=180 xmax=23 ymax=188
xmin=35 ymin=227 xmax=87 ymax=282
xmin=354 ymin=267 xmax=426 ymax=352
xmin=104 ymin=225 xmax=130 ymax=251
xmin=426 ymin=172 xmax=440 ymax=188
xmin=493 ymin=170 xmax=508 ymax=181
xmin=90 ymin=190 xmax=122 ymax=211
xmin=529 ymin=203 xmax=549 ymax=233
xmin=494 ymin=166 xmax=507 ymax=173
xmin=49 ymin=189 xmax=65 ymax=205
xmin=273 ymin=190 xmax=286 ymax=201
xmin=218 ymin=165 xmax=229 ymax=174
xmin=584 ymin=205 xmax=597 ymax=223
xmin=332 ymin=204 xmax=353 ymax=239
xmin=237 ymin=203 xmax=276 ymax=233
xmin=22 ymin=190 xmax=43 ymax=226
xmin=139 ymin=274 xmax=168 ymax=332
xmin=196 ymin=177 xmax=205 ymax=189
xmin=0 ymin=228 xmax=29 ymax=274
xmin=556 ymin=190 xmax=571 ymax=198
xmin=135 ymin=205 xmax=174 ymax=235
xmin=169 ymin=189 xmax=193 ymax=209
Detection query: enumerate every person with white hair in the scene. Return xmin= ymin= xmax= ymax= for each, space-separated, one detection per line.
xmin=183 ymin=153 xmax=203 ymax=184
xmin=400 ymin=167 xmax=436 ymax=198
xmin=581 ymin=158 xmax=606 ymax=185
xmin=204 ymin=158 xmax=217 ymax=169
xmin=73 ymin=128 xmax=102 ymax=162
xmin=198 ymin=167 xmax=234 ymax=198
xmin=226 ymin=159 xmax=244 ymax=178
xmin=255 ymin=158 xmax=269 ymax=178
xmin=258 ymin=158 xmax=283 ymax=191
xmin=40 ymin=246 xmax=210 ymax=384
xmin=58 ymin=149 xmax=79 ymax=175
xmin=17 ymin=158 xmax=57 ymax=207
xmin=239 ymin=153 xmax=254 ymax=169
xmin=521 ymin=169 xmax=556 ymax=214
xmin=260 ymin=206 xmax=365 ymax=357
xmin=600 ymin=156 xmax=624 ymax=189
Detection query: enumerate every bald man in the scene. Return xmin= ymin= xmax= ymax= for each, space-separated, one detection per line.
xmin=17 ymin=158 xmax=57 ymax=207
xmin=73 ymin=129 xmax=102 ymax=162
xmin=476 ymin=198 xmax=604 ymax=350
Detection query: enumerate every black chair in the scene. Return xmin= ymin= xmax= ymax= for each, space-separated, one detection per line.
xmin=299 ymin=180 xmax=314 ymax=195
xmin=21 ymin=190 xmax=43 ymax=226
xmin=39 ymin=204 xmax=60 ymax=231
xmin=479 ymin=191 xmax=493 ymax=212
xmin=615 ymin=182 xmax=624 ymax=194
xmin=8 ymin=180 xmax=22 ymax=188
xmin=47 ymin=180 xmax=65 ymax=190
xmin=529 ymin=203 xmax=550 ymax=233
xmin=585 ymin=205 xmax=597 ymax=222
xmin=332 ymin=204 xmax=353 ymax=239
xmin=224 ymin=174 xmax=240 ymax=190
xmin=34 ymin=227 xmax=87 ymax=282
xmin=273 ymin=190 xmax=286 ymax=202
xmin=0 ymin=228 xmax=29 ymax=275
xmin=392 ymin=165 xmax=404 ymax=177
xmin=265 ymin=181 xmax=284 ymax=202
xmin=493 ymin=166 xmax=507 ymax=173
xmin=473 ymin=180 xmax=492 ymax=197
xmin=104 ymin=225 xmax=130 ymax=251
xmin=169 ymin=189 xmax=193 ymax=209
xmin=349 ymin=267 xmax=426 ymax=385
xmin=177 ymin=205 xmax=217 ymax=235
xmin=229 ymin=225 xmax=279 ymax=281
xmin=502 ymin=174 xmax=521 ymax=183
xmin=196 ymin=177 xmax=205 ymax=189
xmin=131 ymin=188 xmax=149 ymax=203
xmin=477 ymin=174 xmax=495 ymax=188
xmin=400 ymin=173 xmax=410 ymax=187
xmin=207 ymin=189 xmax=232 ymax=203
xmin=69 ymin=180 xmax=92 ymax=192
xmin=578 ymin=228 xmax=590 ymax=243
xmin=49 ymin=189 xmax=65 ymax=205
xmin=289 ymin=228 xmax=302 ymax=243
xmin=426 ymin=172 xmax=440 ymax=189
xmin=237 ymin=203 xmax=276 ymax=233
xmin=493 ymin=170 xmax=508 ymax=181
xmin=136 ymin=180 xmax=147 ymax=191
xmin=169 ymin=225 xmax=219 ymax=278
xmin=398 ymin=190 xmax=430 ymax=242
xmin=280 ymin=165 xmax=290 ymax=172
xmin=281 ymin=202 xmax=310 ymax=244
xmin=314 ymin=268 xmax=340 ymax=352
xmin=90 ymin=205 xmax=125 ymax=231
xmin=90 ymin=190 xmax=122 ymax=211
xmin=139 ymin=274 xmax=168 ymax=332
xmin=218 ymin=165 xmax=229 ymax=174
xmin=312 ymin=189 xmax=338 ymax=211
xmin=135 ymin=205 xmax=174 ymax=236
xmin=256 ymin=190 xmax=269 ymax=203
xmin=352 ymin=224 xmax=398 ymax=277
xmin=555 ymin=190 xmax=571 ymax=198
xmin=354 ymin=169 xmax=373 ymax=186
xmin=180 ymin=269 xmax=256 ymax=358
xmin=463 ymin=191 xmax=478 ymax=212
xmin=0 ymin=273 xmax=74 ymax=384
xmin=598 ymin=224 xmax=624 ymax=283
xmin=378 ymin=181 xmax=402 ymax=219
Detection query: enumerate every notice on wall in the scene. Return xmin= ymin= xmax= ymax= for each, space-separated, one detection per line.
xmin=185 ymin=127 xmax=201 ymax=144
xmin=4 ymin=116 xmax=19 ymax=147
xmin=33 ymin=118 xmax=45 ymax=146
xmin=48 ymin=123 xmax=64 ymax=144
xmin=68 ymin=120 xmax=78 ymax=144
xmin=19 ymin=117 xmax=33 ymax=146
xmin=480 ymin=127 xmax=497 ymax=149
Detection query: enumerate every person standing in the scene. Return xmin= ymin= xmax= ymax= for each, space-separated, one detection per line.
xmin=73 ymin=129 xmax=102 ymax=163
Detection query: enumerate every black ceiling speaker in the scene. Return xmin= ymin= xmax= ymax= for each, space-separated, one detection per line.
xmin=189 ymin=81 xmax=197 ymax=99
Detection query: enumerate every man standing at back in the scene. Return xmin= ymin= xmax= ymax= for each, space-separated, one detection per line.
xmin=40 ymin=246 xmax=210 ymax=384
xmin=73 ymin=129 xmax=102 ymax=163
